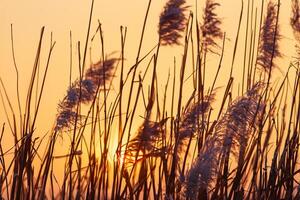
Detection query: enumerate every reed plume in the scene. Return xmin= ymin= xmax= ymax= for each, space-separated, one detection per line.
xmin=125 ymin=118 xmax=168 ymax=164
xmin=201 ymin=0 xmax=223 ymax=50
xmin=215 ymin=82 xmax=265 ymax=198
xmin=158 ymin=0 xmax=188 ymax=46
xmin=185 ymin=83 xmax=264 ymax=199
xmin=291 ymin=0 xmax=300 ymax=59
xmin=291 ymin=0 xmax=300 ymax=39
xmin=257 ymin=1 xmax=281 ymax=72
xmin=217 ymin=82 xmax=265 ymax=158
xmin=55 ymin=57 xmax=117 ymax=131
xmin=178 ymin=92 xmax=215 ymax=152
xmin=185 ymin=135 xmax=222 ymax=199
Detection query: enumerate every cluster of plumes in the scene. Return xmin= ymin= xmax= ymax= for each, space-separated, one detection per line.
xmin=55 ymin=58 xmax=117 ymax=131
xmin=158 ymin=0 xmax=188 ymax=46
xmin=257 ymin=1 xmax=281 ymax=72
xmin=125 ymin=118 xmax=168 ymax=164
xmin=184 ymin=83 xmax=265 ymax=199
xmin=177 ymin=92 xmax=216 ymax=153
xmin=200 ymin=0 xmax=223 ymax=51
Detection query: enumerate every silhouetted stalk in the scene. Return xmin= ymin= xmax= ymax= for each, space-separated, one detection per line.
xmin=124 ymin=0 xmax=152 ymax=133
xmin=10 ymin=25 xmax=22 ymax=134
xmin=229 ymin=0 xmax=243 ymax=77
xmin=167 ymin=13 xmax=192 ymax=197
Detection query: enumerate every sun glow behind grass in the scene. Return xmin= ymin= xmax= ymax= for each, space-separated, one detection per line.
xmin=106 ymin=127 xmax=123 ymax=165
xmin=0 ymin=0 xmax=299 ymax=199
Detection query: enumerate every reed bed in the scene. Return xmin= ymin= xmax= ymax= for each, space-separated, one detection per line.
xmin=0 ymin=0 xmax=300 ymax=199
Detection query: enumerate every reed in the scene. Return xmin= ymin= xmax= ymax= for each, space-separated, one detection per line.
xmin=159 ymin=0 xmax=188 ymax=45
xmin=257 ymin=1 xmax=281 ymax=73
xmin=0 ymin=0 xmax=300 ymax=199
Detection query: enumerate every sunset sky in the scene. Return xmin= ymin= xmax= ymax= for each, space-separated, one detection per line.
xmin=0 ymin=0 xmax=296 ymax=184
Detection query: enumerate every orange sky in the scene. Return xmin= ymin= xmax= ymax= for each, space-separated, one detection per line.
xmin=0 ymin=0 xmax=297 ymax=185
xmin=1 ymin=0 xmax=294 ymax=129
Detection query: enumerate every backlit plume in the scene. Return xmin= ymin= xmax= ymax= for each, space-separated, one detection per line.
xmin=291 ymin=0 xmax=300 ymax=57
xmin=178 ymin=92 xmax=215 ymax=153
xmin=201 ymin=0 xmax=223 ymax=50
xmin=125 ymin=118 xmax=168 ymax=164
xmin=291 ymin=0 xmax=300 ymax=39
xmin=216 ymin=82 xmax=265 ymax=158
xmin=158 ymin=0 xmax=188 ymax=46
xmin=257 ymin=1 xmax=281 ymax=72
xmin=185 ymin=83 xmax=265 ymax=199
xmin=55 ymin=57 xmax=117 ymax=131
xmin=185 ymin=137 xmax=221 ymax=199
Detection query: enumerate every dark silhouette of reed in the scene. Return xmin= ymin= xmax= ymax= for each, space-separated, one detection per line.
xmin=0 ymin=0 xmax=299 ymax=199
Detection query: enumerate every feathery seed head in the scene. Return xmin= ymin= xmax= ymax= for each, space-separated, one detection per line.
xmin=85 ymin=58 xmax=117 ymax=86
xmin=185 ymin=137 xmax=221 ymax=198
xmin=178 ymin=93 xmax=215 ymax=152
xmin=201 ymin=0 xmax=223 ymax=50
xmin=63 ymin=80 xmax=96 ymax=109
xmin=291 ymin=0 xmax=300 ymax=57
xmin=65 ymin=84 xmax=80 ymax=108
xmin=55 ymin=109 xmax=77 ymax=131
xmin=82 ymin=79 xmax=96 ymax=94
xmin=217 ymin=82 xmax=265 ymax=157
xmin=291 ymin=0 xmax=300 ymax=39
xmin=159 ymin=0 xmax=188 ymax=46
xmin=127 ymin=119 xmax=167 ymax=153
xmin=125 ymin=118 xmax=168 ymax=165
xmin=55 ymin=56 xmax=117 ymax=132
xmin=257 ymin=1 xmax=281 ymax=72
xmin=185 ymin=84 xmax=264 ymax=198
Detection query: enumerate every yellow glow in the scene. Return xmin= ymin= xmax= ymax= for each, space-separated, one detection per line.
xmin=107 ymin=128 xmax=120 ymax=164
